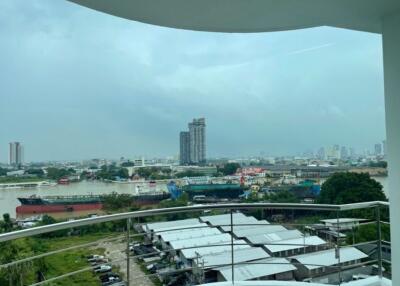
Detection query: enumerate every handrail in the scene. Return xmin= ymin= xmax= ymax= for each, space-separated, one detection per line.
xmin=0 ymin=201 xmax=389 ymax=243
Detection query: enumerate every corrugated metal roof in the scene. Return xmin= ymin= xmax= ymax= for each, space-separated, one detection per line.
xmin=263 ymin=236 xmax=326 ymax=253
xmin=146 ymin=218 xmax=200 ymax=232
xmin=220 ymin=219 xmax=270 ymax=232
xmin=217 ymin=257 xmax=296 ymax=281
xmin=157 ymin=225 xmax=221 ymax=242
xmin=233 ymin=225 xmax=287 ymax=238
xmin=246 ymin=230 xmax=303 ymax=245
xmin=292 ymin=247 xmax=368 ymax=270
xmin=200 ymin=212 xmax=248 ymax=225
xmin=170 ymin=233 xmax=233 ymax=250
xmin=181 ymin=239 xmax=250 ymax=259
xmin=199 ymin=247 xmax=271 ymax=268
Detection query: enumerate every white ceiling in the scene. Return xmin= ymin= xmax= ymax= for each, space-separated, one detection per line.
xmin=69 ymin=0 xmax=400 ymax=34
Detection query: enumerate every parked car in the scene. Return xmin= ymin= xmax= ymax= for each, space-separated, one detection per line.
xmin=106 ymin=282 xmax=126 ymax=286
xmin=146 ymin=261 xmax=169 ymax=274
xmin=100 ymin=273 xmax=120 ymax=282
xmin=94 ymin=264 xmax=112 ymax=273
xmin=88 ymin=255 xmax=105 ymax=262
xmin=91 ymin=258 xmax=109 ymax=266
xmin=102 ymin=277 xmax=122 ymax=286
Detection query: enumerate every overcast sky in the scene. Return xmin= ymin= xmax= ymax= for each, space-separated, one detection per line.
xmin=0 ymin=1 xmax=386 ymax=162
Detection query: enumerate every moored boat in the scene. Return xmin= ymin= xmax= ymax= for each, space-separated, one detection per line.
xmin=16 ymin=192 xmax=171 ymax=214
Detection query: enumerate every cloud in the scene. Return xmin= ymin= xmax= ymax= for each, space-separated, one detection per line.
xmin=0 ymin=1 xmax=385 ymax=161
xmin=288 ymin=43 xmax=334 ymax=55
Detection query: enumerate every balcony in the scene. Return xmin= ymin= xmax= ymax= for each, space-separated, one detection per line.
xmin=0 ymin=202 xmax=391 ymax=286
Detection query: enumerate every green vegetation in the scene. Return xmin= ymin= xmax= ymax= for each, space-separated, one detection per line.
xmin=46 ymin=167 xmax=76 ymax=180
xmin=0 ymin=213 xmax=13 ymax=233
xmin=0 ymin=234 xmax=110 ymax=286
xmin=347 ymin=223 xmax=390 ymax=245
xmin=120 ymin=161 xmax=135 ymax=167
xmin=266 ymin=190 xmax=300 ymax=203
xmin=0 ymin=212 xmax=125 ymax=286
xmin=96 ymin=165 xmax=129 ymax=180
xmin=368 ymin=161 xmax=388 ymax=168
xmin=101 ymin=193 xmax=140 ymax=211
xmin=25 ymin=168 xmax=45 ymax=177
xmin=318 ymin=172 xmax=386 ymax=204
xmin=0 ymin=167 xmax=8 ymax=176
xmin=175 ymin=170 xmax=204 ymax=178
xmin=0 ymin=176 xmax=44 ymax=183
xmin=218 ymin=162 xmax=241 ymax=176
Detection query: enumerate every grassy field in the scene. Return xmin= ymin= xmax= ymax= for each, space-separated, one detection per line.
xmin=36 ymin=233 xmax=118 ymax=286
xmin=1 ymin=233 xmax=121 ymax=286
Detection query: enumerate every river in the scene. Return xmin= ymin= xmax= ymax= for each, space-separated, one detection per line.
xmin=0 ymin=180 xmax=168 ymax=219
xmin=0 ymin=177 xmax=389 ymax=219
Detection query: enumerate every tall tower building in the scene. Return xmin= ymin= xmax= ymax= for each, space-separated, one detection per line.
xmin=340 ymin=146 xmax=348 ymax=159
xmin=179 ymin=118 xmax=206 ymax=165
xmin=179 ymin=131 xmax=190 ymax=165
xmin=375 ymin=143 xmax=382 ymax=156
xmin=382 ymin=140 xmax=387 ymax=157
xmin=189 ymin=118 xmax=206 ymax=164
xmin=9 ymin=142 xmax=23 ymax=166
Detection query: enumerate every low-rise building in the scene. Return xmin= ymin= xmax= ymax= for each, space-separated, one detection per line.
xmin=291 ymin=247 xmax=368 ymax=280
xmin=320 ymin=218 xmax=367 ymax=231
xmin=261 ymin=236 xmax=327 ymax=257
xmin=215 ymin=257 xmax=297 ymax=281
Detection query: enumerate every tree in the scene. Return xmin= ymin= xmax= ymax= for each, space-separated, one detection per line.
xmin=318 ymin=172 xmax=387 ymax=204
xmin=266 ymin=190 xmax=299 ymax=203
xmin=25 ymin=169 xmax=45 ymax=177
xmin=46 ymin=168 xmax=73 ymax=180
xmin=220 ymin=163 xmax=241 ymax=176
xmin=121 ymin=161 xmax=135 ymax=167
xmin=0 ymin=213 xmax=13 ymax=233
xmin=368 ymin=161 xmax=387 ymax=168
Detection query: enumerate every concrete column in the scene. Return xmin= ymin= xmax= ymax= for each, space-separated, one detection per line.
xmin=382 ymin=10 xmax=400 ymax=285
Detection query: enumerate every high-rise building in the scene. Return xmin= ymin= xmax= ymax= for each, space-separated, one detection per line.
xmin=340 ymin=146 xmax=348 ymax=159
xmin=382 ymin=140 xmax=387 ymax=156
xmin=179 ymin=118 xmax=206 ymax=165
xmin=189 ymin=118 xmax=206 ymax=164
xmin=375 ymin=143 xmax=382 ymax=156
xmin=179 ymin=131 xmax=190 ymax=165
xmin=9 ymin=142 xmax=23 ymax=166
xmin=317 ymin=147 xmax=325 ymax=160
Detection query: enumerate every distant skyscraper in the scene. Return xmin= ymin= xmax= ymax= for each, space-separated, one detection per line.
xmin=375 ymin=143 xmax=382 ymax=156
xmin=9 ymin=142 xmax=23 ymax=166
xmin=382 ymin=140 xmax=387 ymax=156
xmin=317 ymin=147 xmax=325 ymax=160
xmin=179 ymin=131 xmax=190 ymax=165
xmin=189 ymin=118 xmax=206 ymax=164
xmin=179 ymin=118 xmax=206 ymax=165
xmin=350 ymin=147 xmax=356 ymax=159
xmin=340 ymin=146 xmax=348 ymax=159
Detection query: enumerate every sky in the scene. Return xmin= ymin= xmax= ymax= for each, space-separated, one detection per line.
xmin=0 ymin=1 xmax=386 ymax=162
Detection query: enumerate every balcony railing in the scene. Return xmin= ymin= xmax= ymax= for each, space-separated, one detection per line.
xmin=0 ymin=201 xmax=391 ymax=286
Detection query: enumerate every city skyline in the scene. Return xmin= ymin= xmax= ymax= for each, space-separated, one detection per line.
xmin=0 ymin=1 xmax=386 ymax=162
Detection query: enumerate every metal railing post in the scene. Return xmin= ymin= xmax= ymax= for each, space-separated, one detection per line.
xmin=230 ymin=209 xmax=235 ymax=284
xmin=376 ymin=205 xmax=383 ymax=278
xmin=127 ymin=218 xmax=131 ymax=286
xmin=336 ymin=210 xmax=341 ymax=285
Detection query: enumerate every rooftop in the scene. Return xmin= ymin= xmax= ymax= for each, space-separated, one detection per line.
xmin=181 ymin=239 xmax=251 ymax=259
xmin=156 ymin=224 xmax=221 ymax=242
xmin=216 ymin=257 xmax=297 ymax=281
xmin=263 ymin=236 xmax=326 ymax=253
xmin=200 ymin=247 xmax=271 ymax=268
xmin=292 ymin=247 xmax=369 ymax=270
